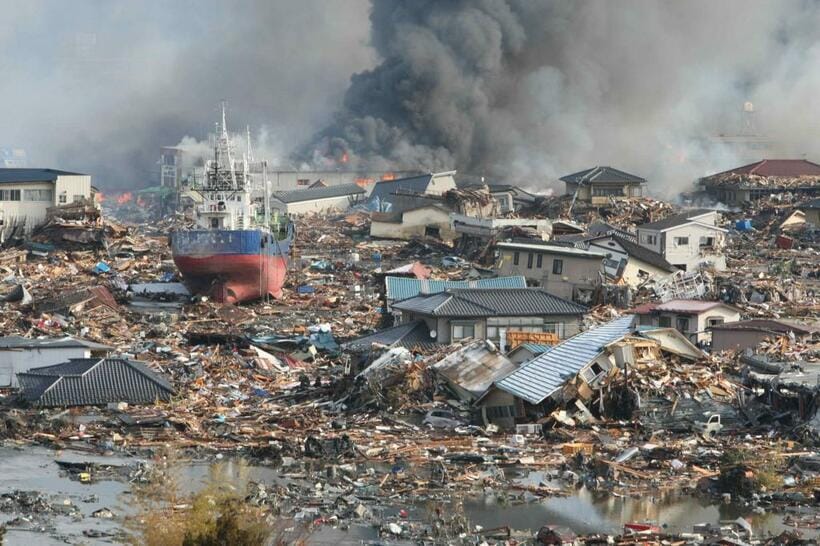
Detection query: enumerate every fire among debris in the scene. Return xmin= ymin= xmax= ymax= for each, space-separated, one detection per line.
xmin=115 ymin=192 xmax=133 ymax=205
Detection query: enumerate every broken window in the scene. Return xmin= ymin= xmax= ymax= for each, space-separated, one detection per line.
xmin=552 ymin=259 xmax=563 ymax=275
xmin=699 ymin=236 xmax=715 ymax=248
xmin=452 ymin=323 xmax=475 ymax=341
xmin=707 ymin=317 xmax=724 ymax=327
xmin=659 ymin=316 xmax=672 ymax=328
xmin=59 ymin=193 xmax=67 ymax=203
xmin=424 ymin=225 xmax=441 ymax=239
xmin=674 ymin=236 xmax=689 ymax=246
xmin=676 ymin=317 xmax=690 ymax=333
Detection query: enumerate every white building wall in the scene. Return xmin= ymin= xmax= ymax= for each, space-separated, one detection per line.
xmin=661 ymin=223 xmax=725 ymax=271
xmin=0 ymin=347 xmax=90 ymax=387
xmin=53 ymin=175 xmax=92 ymax=205
xmin=0 ymin=181 xmax=55 ymax=232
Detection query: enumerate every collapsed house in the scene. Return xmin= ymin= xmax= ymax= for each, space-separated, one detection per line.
xmin=0 ymin=336 xmax=111 ymax=387
xmin=632 ymin=299 xmax=741 ymax=344
xmin=710 ymin=319 xmax=818 ymax=352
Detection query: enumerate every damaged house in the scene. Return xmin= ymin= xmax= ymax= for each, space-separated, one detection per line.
xmin=479 ymin=315 xmax=636 ymax=429
xmin=698 ymin=159 xmax=820 ymax=205
xmin=494 ymin=241 xmax=604 ymax=302
xmin=560 ymin=166 xmax=646 ymax=204
xmin=370 ymin=203 xmax=457 ymax=243
xmin=391 ymin=287 xmax=587 ymax=349
xmin=585 ymin=233 xmax=678 ymax=287
xmin=710 ymin=319 xmax=818 ymax=352
xmin=431 ymin=339 xmax=518 ymax=404
xmin=0 ymin=336 xmax=112 ymax=388
xmin=633 ymin=299 xmax=741 ymax=344
xmin=368 ymin=171 xmax=456 ymax=213
xmin=269 ymin=183 xmax=366 ymax=215
xmin=636 ymin=209 xmax=727 ymax=272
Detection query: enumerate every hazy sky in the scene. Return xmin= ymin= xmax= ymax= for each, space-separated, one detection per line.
xmin=1 ymin=1 xmax=819 ymax=195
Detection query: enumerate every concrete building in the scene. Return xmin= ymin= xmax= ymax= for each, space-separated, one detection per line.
xmin=159 ymin=147 xmax=184 ymax=188
xmin=270 ymin=183 xmax=366 ymax=215
xmin=370 ymin=204 xmax=456 ymax=243
xmin=699 ymin=159 xmax=820 ymax=205
xmin=495 ymin=242 xmax=604 ymax=302
xmin=392 ymin=287 xmax=587 ymax=349
xmin=585 ymin=234 xmax=677 ymax=287
xmin=633 ymin=300 xmax=741 ymax=344
xmin=636 ymin=209 xmax=727 ymax=272
xmin=560 ymin=166 xmax=646 ymax=204
xmin=709 ymin=319 xmax=818 ymax=352
xmin=369 ymin=171 xmax=457 ymax=213
xmin=0 ymin=168 xmax=93 ymax=235
xmin=0 ymin=336 xmax=111 ymax=387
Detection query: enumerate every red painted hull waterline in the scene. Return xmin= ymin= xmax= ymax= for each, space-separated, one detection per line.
xmin=170 ymin=229 xmax=291 ymax=304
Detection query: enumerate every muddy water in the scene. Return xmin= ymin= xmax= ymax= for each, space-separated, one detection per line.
xmin=0 ymin=445 xmax=814 ymax=545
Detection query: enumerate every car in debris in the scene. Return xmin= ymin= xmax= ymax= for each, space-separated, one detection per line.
xmin=441 ymin=256 xmax=469 ymax=268
xmin=423 ymin=409 xmax=466 ymax=429
xmin=693 ymin=413 xmax=723 ymax=437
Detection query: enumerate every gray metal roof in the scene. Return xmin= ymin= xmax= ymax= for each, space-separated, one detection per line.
xmin=496 ymin=241 xmax=606 ymax=259
xmin=432 ymin=340 xmax=517 ymax=401
xmin=385 ymin=275 xmax=527 ymax=302
xmin=495 ymin=315 xmax=635 ymax=404
xmin=0 ymin=335 xmax=111 ymax=351
xmin=273 ymin=183 xmax=365 ymax=204
xmin=0 ymin=168 xmax=86 ymax=183
xmin=392 ymin=288 xmax=588 ymax=318
xmin=18 ymin=358 xmax=174 ymax=407
xmin=369 ymin=173 xmax=434 ymax=200
xmin=560 ymin=166 xmax=646 ymax=185
xmin=638 ymin=209 xmax=715 ymax=231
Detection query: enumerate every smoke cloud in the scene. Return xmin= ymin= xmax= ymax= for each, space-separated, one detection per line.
xmin=1 ymin=1 xmax=819 ymax=196
xmin=305 ymin=0 xmax=820 ymax=196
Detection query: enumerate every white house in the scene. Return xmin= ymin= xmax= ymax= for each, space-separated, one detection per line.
xmin=636 ymin=209 xmax=727 ymax=272
xmin=0 ymin=336 xmax=112 ymax=387
xmin=633 ymin=300 xmax=741 ymax=344
xmin=585 ymin=234 xmax=678 ymax=287
xmin=0 ymin=168 xmax=93 ymax=235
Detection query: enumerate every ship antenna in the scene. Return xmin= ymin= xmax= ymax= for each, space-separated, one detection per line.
xmin=246 ymin=125 xmax=254 ymax=163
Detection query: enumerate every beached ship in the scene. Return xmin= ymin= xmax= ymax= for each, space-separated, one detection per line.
xmin=170 ymin=104 xmax=292 ymax=303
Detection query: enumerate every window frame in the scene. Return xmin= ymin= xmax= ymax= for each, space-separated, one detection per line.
xmin=552 ymin=259 xmax=563 ymax=275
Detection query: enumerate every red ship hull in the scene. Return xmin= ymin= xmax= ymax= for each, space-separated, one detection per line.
xmin=174 ymin=253 xmax=287 ymax=304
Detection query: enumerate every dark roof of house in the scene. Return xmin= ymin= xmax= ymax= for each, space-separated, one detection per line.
xmin=0 ymin=335 xmax=111 ymax=351
xmin=638 ymin=208 xmax=716 ymax=231
xmin=0 ymin=168 xmax=86 ymax=184
xmin=560 ymin=166 xmax=646 ymax=185
xmin=273 ymin=183 xmax=365 ymax=204
xmin=392 ymin=287 xmax=587 ymax=317
xmin=343 ymin=320 xmax=439 ymax=352
xmin=17 ymin=358 xmax=174 ymax=407
xmin=587 ymin=221 xmax=636 ymax=241
xmin=587 ymin=235 xmax=677 ymax=273
xmin=370 ymin=173 xmax=435 ymax=201
xmin=707 ymin=319 xmax=817 ymax=335
xmin=800 ymin=198 xmax=820 ymax=210
xmin=704 ymin=159 xmax=820 ymax=179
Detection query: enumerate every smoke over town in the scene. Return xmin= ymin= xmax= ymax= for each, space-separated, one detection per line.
xmin=1 ymin=1 xmax=819 ymax=194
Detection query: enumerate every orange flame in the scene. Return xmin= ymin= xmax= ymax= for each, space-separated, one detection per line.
xmin=381 ymin=172 xmax=395 ymax=181
xmin=116 ymin=192 xmax=133 ymax=205
xmin=341 ymin=152 xmax=349 ymax=164
xmin=354 ymin=177 xmax=374 ymax=187
xmin=95 ymin=192 xmax=105 ymax=203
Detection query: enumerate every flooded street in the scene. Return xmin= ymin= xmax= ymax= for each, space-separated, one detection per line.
xmin=1 ymin=445 xmax=815 ymax=545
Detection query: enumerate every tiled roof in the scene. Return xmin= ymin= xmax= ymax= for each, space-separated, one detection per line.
xmin=392 ymin=288 xmax=587 ymax=318
xmin=385 ymin=275 xmax=526 ymax=302
xmin=0 ymin=168 xmax=86 ymax=183
xmin=273 ymin=183 xmax=365 ymax=204
xmin=343 ymin=320 xmax=438 ymax=352
xmin=560 ymin=166 xmax=646 ymax=185
xmin=495 ymin=315 xmax=635 ymax=404
xmin=638 ymin=209 xmax=716 ymax=231
xmin=704 ymin=159 xmax=820 ymax=178
xmin=18 ymin=358 xmax=174 ymax=407
xmin=0 ymin=336 xmax=111 ymax=351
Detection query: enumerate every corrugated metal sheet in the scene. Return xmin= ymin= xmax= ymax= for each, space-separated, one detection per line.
xmin=495 ymin=315 xmax=635 ymax=404
xmin=432 ymin=340 xmax=517 ymax=400
xmin=273 ymin=183 xmax=365 ymax=203
xmin=386 ymin=275 xmax=526 ymax=302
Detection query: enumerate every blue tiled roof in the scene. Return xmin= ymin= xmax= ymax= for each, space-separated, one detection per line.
xmin=495 ymin=315 xmax=635 ymax=404
xmin=386 ymin=275 xmax=526 ymax=302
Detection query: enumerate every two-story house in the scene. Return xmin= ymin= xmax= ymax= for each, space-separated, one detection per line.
xmin=560 ymin=166 xmax=646 ymax=205
xmin=391 ymin=287 xmax=587 ymax=351
xmin=495 ymin=242 xmax=604 ymax=302
xmin=633 ymin=299 xmax=740 ymax=344
xmin=585 ymin=234 xmax=678 ymax=287
xmin=636 ymin=209 xmax=727 ymax=272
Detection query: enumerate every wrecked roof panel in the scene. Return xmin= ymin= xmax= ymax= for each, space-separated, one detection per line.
xmin=432 ymin=340 xmax=517 ymax=400
xmin=496 ymin=315 xmax=635 ymax=404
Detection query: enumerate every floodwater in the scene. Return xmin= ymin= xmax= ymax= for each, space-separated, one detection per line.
xmin=0 ymin=445 xmax=815 ymax=545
